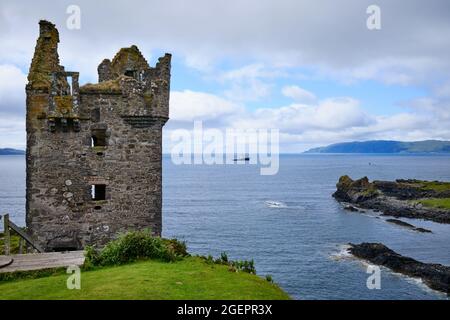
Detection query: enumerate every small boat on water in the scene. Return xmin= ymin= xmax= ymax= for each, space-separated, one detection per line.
xmin=233 ymin=154 xmax=250 ymax=161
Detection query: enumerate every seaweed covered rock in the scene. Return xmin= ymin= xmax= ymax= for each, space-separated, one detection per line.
xmin=385 ymin=219 xmax=432 ymax=233
xmin=349 ymin=243 xmax=450 ymax=294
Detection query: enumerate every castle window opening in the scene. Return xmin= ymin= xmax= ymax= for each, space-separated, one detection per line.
xmin=91 ymin=184 xmax=106 ymax=201
xmin=91 ymin=129 xmax=107 ymax=147
xmin=66 ymin=75 xmax=73 ymax=95
xmin=125 ymin=69 xmax=136 ymax=79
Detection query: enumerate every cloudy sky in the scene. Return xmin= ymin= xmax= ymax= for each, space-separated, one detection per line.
xmin=1 ymin=0 xmax=450 ymax=152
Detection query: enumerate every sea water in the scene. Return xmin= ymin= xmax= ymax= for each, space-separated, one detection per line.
xmin=1 ymin=154 xmax=450 ymax=299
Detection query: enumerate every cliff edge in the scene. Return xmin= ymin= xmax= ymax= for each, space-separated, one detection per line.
xmin=333 ymin=176 xmax=450 ymax=223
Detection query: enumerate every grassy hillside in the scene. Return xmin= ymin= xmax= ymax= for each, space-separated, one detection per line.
xmin=0 ymin=257 xmax=290 ymax=300
xmin=419 ymin=198 xmax=450 ymax=210
xmin=0 ymin=148 xmax=25 ymax=155
xmin=305 ymin=140 xmax=450 ymax=153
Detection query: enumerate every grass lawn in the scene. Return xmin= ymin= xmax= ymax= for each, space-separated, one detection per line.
xmin=408 ymin=181 xmax=450 ymax=192
xmin=0 ymin=257 xmax=290 ymax=300
xmin=419 ymin=198 xmax=450 ymax=210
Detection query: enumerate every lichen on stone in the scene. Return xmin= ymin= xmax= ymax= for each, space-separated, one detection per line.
xmin=143 ymin=93 xmax=153 ymax=107
xmin=54 ymin=96 xmax=73 ymax=115
xmin=110 ymin=45 xmax=150 ymax=78
xmin=27 ymin=20 xmax=68 ymax=91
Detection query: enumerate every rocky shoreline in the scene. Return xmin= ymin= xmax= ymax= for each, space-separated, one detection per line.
xmin=349 ymin=243 xmax=450 ymax=294
xmin=385 ymin=219 xmax=432 ymax=233
xmin=333 ymin=176 xmax=450 ymax=224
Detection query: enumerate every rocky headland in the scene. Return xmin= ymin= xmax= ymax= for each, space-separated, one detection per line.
xmin=349 ymin=243 xmax=450 ymax=294
xmin=333 ymin=176 xmax=450 ymax=224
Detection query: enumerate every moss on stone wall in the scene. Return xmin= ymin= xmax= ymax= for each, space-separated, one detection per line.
xmin=54 ymin=96 xmax=73 ymax=115
xmin=143 ymin=93 xmax=153 ymax=107
xmin=110 ymin=45 xmax=150 ymax=77
xmin=27 ymin=20 xmax=68 ymax=91
xmin=80 ymin=79 xmax=121 ymax=93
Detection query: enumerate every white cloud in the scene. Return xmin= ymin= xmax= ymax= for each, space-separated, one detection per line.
xmin=282 ymin=85 xmax=316 ymax=102
xmin=0 ymin=64 xmax=27 ymax=116
xmin=231 ymin=97 xmax=371 ymax=132
xmin=402 ymin=96 xmax=450 ymax=121
xmin=435 ymin=82 xmax=450 ymax=98
xmin=157 ymin=85 xmax=450 ymax=152
xmin=2 ymin=0 xmax=450 ymax=151
xmin=217 ymin=64 xmax=288 ymax=102
xmin=1 ymin=0 xmax=450 ymax=85
xmin=224 ymin=79 xmax=272 ymax=102
xmin=169 ymin=90 xmax=242 ymax=122
xmin=0 ymin=115 xmax=25 ymax=149
xmin=220 ymin=64 xmax=284 ymax=81
xmin=168 ymin=89 xmax=450 ymax=151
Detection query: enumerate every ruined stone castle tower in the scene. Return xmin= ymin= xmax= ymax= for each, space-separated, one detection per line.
xmin=26 ymin=20 xmax=171 ymax=251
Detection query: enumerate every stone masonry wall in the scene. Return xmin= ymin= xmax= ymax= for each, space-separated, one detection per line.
xmin=26 ymin=20 xmax=170 ymax=251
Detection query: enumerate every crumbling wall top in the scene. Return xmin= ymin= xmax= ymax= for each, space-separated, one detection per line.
xmin=27 ymin=20 xmax=68 ymax=91
xmin=110 ymin=45 xmax=150 ymax=78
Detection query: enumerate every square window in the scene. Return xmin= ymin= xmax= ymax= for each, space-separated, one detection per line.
xmin=91 ymin=129 xmax=107 ymax=147
xmin=91 ymin=184 xmax=106 ymax=201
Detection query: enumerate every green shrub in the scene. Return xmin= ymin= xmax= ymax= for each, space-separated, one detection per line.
xmin=265 ymin=274 xmax=273 ymax=283
xmin=162 ymin=238 xmax=188 ymax=257
xmin=230 ymin=259 xmax=256 ymax=274
xmin=205 ymin=255 xmax=215 ymax=265
xmin=84 ymin=230 xmax=188 ymax=267
xmin=83 ymin=245 xmax=101 ymax=269
xmin=220 ymin=252 xmax=228 ymax=263
xmin=199 ymin=253 xmax=256 ymax=274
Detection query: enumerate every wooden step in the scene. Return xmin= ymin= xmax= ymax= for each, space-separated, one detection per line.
xmin=0 ymin=251 xmax=85 ymax=273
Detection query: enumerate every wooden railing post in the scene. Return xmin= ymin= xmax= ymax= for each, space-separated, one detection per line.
xmin=1 ymin=214 xmax=43 ymax=254
xmin=19 ymin=238 xmax=24 ymax=254
xmin=4 ymin=214 xmax=11 ymax=256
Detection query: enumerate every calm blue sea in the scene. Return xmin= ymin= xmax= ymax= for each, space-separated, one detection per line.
xmin=1 ymin=154 xmax=450 ymax=300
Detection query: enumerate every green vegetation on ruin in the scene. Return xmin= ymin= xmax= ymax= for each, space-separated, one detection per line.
xmin=80 ymin=79 xmax=121 ymax=93
xmin=27 ymin=21 xmax=69 ymax=91
xmin=111 ymin=45 xmax=150 ymax=74
xmin=54 ymin=95 xmax=74 ymax=115
xmin=143 ymin=93 xmax=153 ymax=107
xmin=419 ymin=198 xmax=450 ymax=210
xmin=92 ymin=146 xmax=106 ymax=152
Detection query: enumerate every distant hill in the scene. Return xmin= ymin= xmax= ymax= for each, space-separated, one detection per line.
xmin=304 ymin=140 xmax=450 ymax=154
xmin=0 ymin=148 xmax=25 ymax=155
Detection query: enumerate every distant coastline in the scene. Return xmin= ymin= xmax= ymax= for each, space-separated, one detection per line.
xmin=0 ymin=148 xmax=25 ymax=155
xmin=304 ymin=140 xmax=450 ymax=154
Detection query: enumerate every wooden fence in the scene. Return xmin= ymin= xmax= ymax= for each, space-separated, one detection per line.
xmin=1 ymin=214 xmax=43 ymax=255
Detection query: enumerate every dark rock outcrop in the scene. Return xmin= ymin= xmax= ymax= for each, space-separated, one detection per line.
xmin=349 ymin=243 xmax=450 ymax=294
xmin=385 ymin=219 xmax=432 ymax=233
xmin=333 ymin=176 xmax=450 ymax=224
